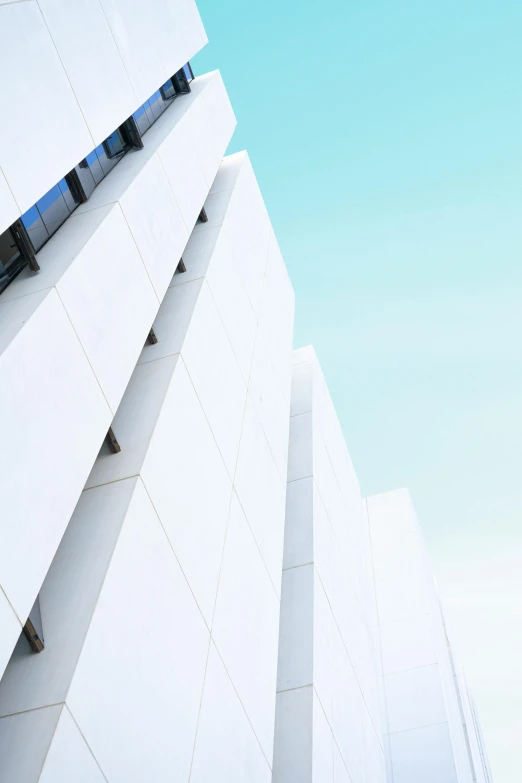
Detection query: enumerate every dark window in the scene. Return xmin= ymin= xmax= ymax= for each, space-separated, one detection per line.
xmin=160 ymin=77 xmax=177 ymax=102
xmin=172 ymin=66 xmax=191 ymax=95
xmin=0 ymin=227 xmax=24 ymax=293
xmin=102 ymin=128 xmax=129 ymax=161
xmin=133 ymin=100 xmax=152 ymax=135
xmin=147 ymin=89 xmax=166 ymax=120
xmin=23 ymin=595 xmax=44 ymax=654
xmin=73 ymin=157 xmax=97 ymax=200
xmin=0 ymin=62 xmax=195 ymax=298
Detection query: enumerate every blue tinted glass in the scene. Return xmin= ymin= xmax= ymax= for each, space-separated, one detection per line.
xmin=160 ymin=78 xmax=176 ymax=101
xmin=35 ymin=182 xmax=71 ymax=237
xmin=21 ymin=205 xmax=40 ymax=231
xmin=183 ymin=63 xmax=192 ymax=82
xmin=133 ymin=102 xmax=151 ymax=135
xmin=75 ymin=161 xmax=97 ymax=199
xmin=148 ymin=90 xmax=165 ymax=120
xmin=22 ymin=209 xmax=49 ymax=251
xmin=36 ymin=183 xmax=63 ymax=216
xmin=143 ymin=99 xmax=155 ymax=125
xmin=85 ymin=150 xmax=98 ymax=166
xmin=104 ymin=129 xmax=127 ymax=159
xmin=95 ymin=143 xmax=117 ymax=176
xmin=58 ymin=178 xmax=76 ymax=211
xmin=23 ymin=203 xmax=49 ymax=251
xmin=0 ymin=228 xmax=21 ymax=279
xmin=133 ymin=103 xmax=147 ymax=120
xmin=83 ymin=148 xmax=106 ymax=184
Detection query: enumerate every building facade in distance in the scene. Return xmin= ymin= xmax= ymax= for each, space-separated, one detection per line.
xmin=0 ymin=1 xmax=492 ymax=781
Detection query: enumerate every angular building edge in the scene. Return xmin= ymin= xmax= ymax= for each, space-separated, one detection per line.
xmin=0 ymin=3 xmax=492 ymax=783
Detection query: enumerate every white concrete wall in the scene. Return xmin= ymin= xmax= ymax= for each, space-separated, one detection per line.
xmin=367 ymin=488 xmax=491 ymax=783
xmin=273 ymin=347 xmax=386 ymax=783
xmin=0 ymin=152 xmax=295 ymax=782
xmin=0 ymin=0 xmax=207 ymax=232
xmin=0 ymin=69 xmax=235 ymax=681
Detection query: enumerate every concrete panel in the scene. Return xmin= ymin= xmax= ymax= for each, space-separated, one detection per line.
xmin=0 ymin=2 xmax=93 ymax=213
xmin=67 ymin=479 xmax=209 ymax=783
xmin=367 ymin=488 xmax=419 ymax=542
xmin=0 ymin=704 xmax=63 ymax=783
xmin=200 ymin=70 xmax=238 ymax=153
xmin=155 ymin=0 xmax=207 ymax=78
xmin=314 ymin=575 xmax=340 ymax=729
xmin=290 ymin=355 xmax=315 ymax=418
xmin=258 ymin=257 xmax=295 ymax=403
xmin=212 ymin=493 xmax=280 ymax=761
xmin=183 ymin=96 xmax=222 ymax=187
xmin=376 ymin=568 xmax=432 ymax=624
xmin=389 ymin=722 xmax=458 ymax=783
xmin=0 ymin=166 xmax=19 ymax=236
xmin=206 ymin=231 xmax=257 ymax=383
xmin=287 ymin=412 xmax=313 ymax=482
xmin=190 ymin=644 xmax=271 ymax=783
xmin=109 ymin=152 xmax=189 ymax=301
xmin=0 ymin=202 xmax=159 ymax=413
xmin=277 ymin=564 xmax=314 ymax=693
xmin=98 ymin=0 xmax=167 ymax=106
xmin=386 ymin=664 xmax=448 ymax=734
xmin=138 ymin=280 xmax=204 ymax=365
xmin=54 ymin=205 xmax=159 ymax=411
xmin=0 ymin=478 xmax=137 ymax=717
xmin=282 ymin=477 xmax=314 ymax=571
xmin=156 ymin=98 xmax=212 ymax=230
xmin=171 ymin=226 xmax=220 ymax=284
xmin=38 ymin=0 xmax=137 ymax=146
xmin=248 ymin=330 xmax=290 ymax=481
xmin=312 ymin=691 xmax=334 ymax=783
xmin=234 ymin=398 xmax=286 ymax=594
xmin=180 ymin=281 xmax=247 ymax=478
xmin=0 ymin=590 xmax=21 ymax=684
xmin=140 ymin=358 xmax=233 ymax=624
xmin=0 ymin=289 xmax=111 ymax=623
xmin=380 ymin=614 xmax=437 ymax=675
xmin=371 ymin=529 xmax=425 ymax=580
xmin=333 ymin=742 xmax=351 ymax=783
xmin=39 ymin=707 xmax=106 ymax=783
xmin=273 ymin=686 xmax=313 ymax=783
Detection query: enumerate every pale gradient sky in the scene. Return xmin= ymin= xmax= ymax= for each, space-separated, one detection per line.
xmin=194 ymin=2 xmax=522 ymax=779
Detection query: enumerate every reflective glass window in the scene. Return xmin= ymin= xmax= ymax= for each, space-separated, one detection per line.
xmin=22 ymin=204 xmax=49 ymax=251
xmin=36 ymin=183 xmax=71 ymax=235
xmin=58 ymin=178 xmax=76 ymax=212
xmin=96 ymin=127 xmax=129 ymax=177
xmin=103 ymin=128 xmax=128 ymax=160
xmin=160 ymin=78 xmax=176 ymax=102
xmin=82 ymin=149 xmax=105 ymax=186
xmin=133 ymin=102 xmax=151 ymax=135
xmin=183 ymin=63 xmax=193 ymax=82
xmin=75 ymin=157 xmax=97 ymax=199
xmin=0 ymin=228 xmax=23 ymax=292
xmin=147 ymin=89 xmax=166 ymax=120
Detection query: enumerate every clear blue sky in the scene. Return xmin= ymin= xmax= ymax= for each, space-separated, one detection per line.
xmin=194 ymin=2 xmax=522 ymax=779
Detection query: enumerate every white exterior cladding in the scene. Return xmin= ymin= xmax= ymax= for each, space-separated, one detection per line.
xmin=0 ymin=2 xmax=493 ymax=782
xmin=273 ymin=348 xmax=493 ymax=783
xmin=273 ymin=347 xmax=386 ymax=783
xmin=0 ymin=0 xmax=207 ymax=229
xmin=367 ymin=489 xmax=493 ymax=783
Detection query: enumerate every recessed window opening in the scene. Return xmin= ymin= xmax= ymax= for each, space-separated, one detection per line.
xmin=23 ymin=595 xmax=44 ymax=654
xmin=105 ymin=427 xmax=121 ymax=454
xmin=0 ymin=62 xmax=194 ymax=297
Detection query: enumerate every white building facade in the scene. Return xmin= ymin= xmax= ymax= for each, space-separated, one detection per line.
xmin=0 ymin=2 xmax=491 ymax=782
